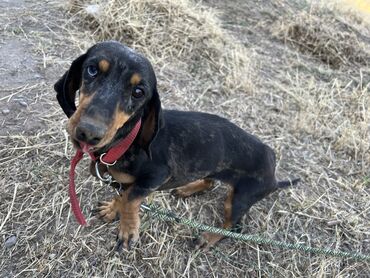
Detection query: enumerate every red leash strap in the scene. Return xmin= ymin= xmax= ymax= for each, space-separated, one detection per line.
xmin=69 ymin=149 xmax=87 ymax=225
xmin=68 ymin=119 xmax=142 ymax=226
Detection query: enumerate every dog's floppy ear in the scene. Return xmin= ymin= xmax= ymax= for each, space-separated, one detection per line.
xmin=54 ymin=54 xmax=87 ymax=118
xmin=140 ymin=87 xmax=164 ymax=159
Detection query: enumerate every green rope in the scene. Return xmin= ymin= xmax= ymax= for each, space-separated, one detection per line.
xmin=140 ymin=203 xmax=370 ymax=262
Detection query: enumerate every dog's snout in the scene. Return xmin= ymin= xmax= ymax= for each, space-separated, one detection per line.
xmin=75 ymin=121 xmax=107 ymax=146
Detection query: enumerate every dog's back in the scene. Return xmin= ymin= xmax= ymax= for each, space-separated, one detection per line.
xmin=153 ymin=110 xmax=275 ymax=182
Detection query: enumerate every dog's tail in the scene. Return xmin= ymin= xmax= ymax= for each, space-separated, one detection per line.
xmin=277 ymin=177 xmax=300 ymax=188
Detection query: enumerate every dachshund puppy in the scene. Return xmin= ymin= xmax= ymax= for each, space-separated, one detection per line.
xmin=55 ymin=41 xmax=299 ymax=250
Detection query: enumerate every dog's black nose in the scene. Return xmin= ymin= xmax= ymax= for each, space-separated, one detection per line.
xmin=75 ymin=121 xmax=106 ymax=146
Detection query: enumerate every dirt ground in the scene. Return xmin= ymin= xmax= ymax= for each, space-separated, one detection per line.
xmin=0 ymin=0 xmax=369 ymax=277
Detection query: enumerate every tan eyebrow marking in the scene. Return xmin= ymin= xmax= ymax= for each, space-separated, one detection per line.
xmin=98 ymin=59 xmax=110 ymax=72
xmin=130 ymin=73 xmax=141 ymax=86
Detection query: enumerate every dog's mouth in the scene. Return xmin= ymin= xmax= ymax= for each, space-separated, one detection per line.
xmin=69 ymin=109 xmax=134 ymax=154
xmin=69 ymin=119 xmax=111 ymax=152
xmin=71 ymin=126 xmax=119 ymax=154
xmin=70 ymin=117 xmax=142 ymax=159
xmin=71 ymin=138 xmax=97 ymax=153
xmin=80 ymin=142 xmax=94 ymax=153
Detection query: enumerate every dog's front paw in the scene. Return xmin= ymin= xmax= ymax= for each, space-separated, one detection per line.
xmin=193 ymin=232 xmax=224 ymax=251
xmin=93 ymin=198 xmax=120 ymax=223
xmin=115 ymin=214 xmax=140 ymax=251
xmin=115 ymin=190 xmax=143 ymax=251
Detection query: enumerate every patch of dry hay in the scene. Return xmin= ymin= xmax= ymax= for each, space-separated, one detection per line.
xmin=69 ymin=0 xmax=252 ymax=93
xmin=291 ymin=79 xmax=370 ymax=171
xmin=272 ymin=11 xmax=370 ymax=69
xmin=268 ymin=5 xmax=370 ymax=173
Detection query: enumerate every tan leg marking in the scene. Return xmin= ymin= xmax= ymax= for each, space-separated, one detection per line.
xmin=173 ymin=179 xmax=214 ymax=198
xmin=196 ymin=186 xmax=234 ymax=250
xmin=116 ymin=187 xmax=144 ymax=249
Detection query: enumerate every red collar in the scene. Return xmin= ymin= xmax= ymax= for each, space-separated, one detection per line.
xmin=69 ymin=119 xmax=142 ymax=225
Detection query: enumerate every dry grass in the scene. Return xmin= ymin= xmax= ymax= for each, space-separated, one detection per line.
xmin=273 ymin=12 xmax=369 ymax=69
xmin=1 ymin=0 xmax=370 ymax=277
xmin=68 ymin=0 xmax=253 ymax=93
xmin=270 ymin=3 xmax=370 ymax=170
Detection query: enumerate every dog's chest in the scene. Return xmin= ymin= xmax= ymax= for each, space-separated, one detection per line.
xmin=107 ymin=151 xmax=138 ymax=184
xmin=108 ymin=167 xmax=136 ymax=184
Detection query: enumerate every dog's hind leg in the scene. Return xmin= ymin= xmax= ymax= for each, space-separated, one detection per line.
xmin=195 ymin=177 xmax=277 ymax=250
xmin=194 ymin=184 xmax=234 ymax=250
xmin=230 ymin=177 xmax=278 ymax=230
xmin=172 ymin=179 xmax=214 ymax=198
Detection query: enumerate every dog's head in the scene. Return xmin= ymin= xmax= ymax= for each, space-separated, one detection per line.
xmin=54 ymin=41 xmax=163 ymax=156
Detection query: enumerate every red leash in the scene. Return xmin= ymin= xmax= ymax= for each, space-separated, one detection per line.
xmin=69 ymin=149 xmax=86 ymax=225
xmin=69 ymin=119 xmax=142 ymax=225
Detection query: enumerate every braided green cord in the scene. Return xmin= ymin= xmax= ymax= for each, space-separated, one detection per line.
xmin=140 ymin=203 xmax=370 ymax=262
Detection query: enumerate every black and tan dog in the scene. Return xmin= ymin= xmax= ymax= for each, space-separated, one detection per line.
xmin=55 ymin=41 xmax=299 ymax=250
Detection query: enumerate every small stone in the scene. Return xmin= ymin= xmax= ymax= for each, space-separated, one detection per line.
xmin=2 ymin=109 xmax=10 ymax=115
xmin=327 ymin=220 xmax=342 ymax=226
xmin=4 ymin=235 xmax=17 ymax=248
xmin=19 ymin=101 xmax=28 ymax=107
xmin=85 ymin=4 xmax=101 ymax=16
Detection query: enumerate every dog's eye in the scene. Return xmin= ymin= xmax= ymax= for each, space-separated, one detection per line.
xmin=132 ymin=88 xmax=144 ymax=99
xmin=87 ymin=65 xmax=98 ymax=78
